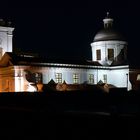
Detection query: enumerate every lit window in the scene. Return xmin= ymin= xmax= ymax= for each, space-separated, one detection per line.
xmin=103 ymin=74 xmax=107 ymax=83
xmin=73 ymin=73 xmax=79 ymax=84
xmin=88 ymin=74 xmax=94 ymax=84
xmin=96 ymin=49 xmax=101 ymax=60
xmin=34 ymin=73 xmax=42 ymax=83
xmin=55 ymin=73 xmax=62 ymax=83
xmin=108 ymin=49 xmax=114 ymax=61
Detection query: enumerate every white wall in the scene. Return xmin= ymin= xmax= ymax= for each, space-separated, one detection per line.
xmin=16 ymin=66 xmax=98 ymax=85
xmin=97 ymin=69 xmax=109 ymax=83
xmin=40 ymin=66 xmax=132 ymax=90
xmin=108 ymin=68 xmax=131 ymax=90
xmin=12 ymin=65 xmax=132 ymax=92
xmin=42 ymin=67 xmax=90 ymax=84
xmin=0 ymin=26 xmax=14 ymax=59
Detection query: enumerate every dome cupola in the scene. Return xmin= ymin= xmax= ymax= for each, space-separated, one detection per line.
xmin=91 ymin=12 xmax=128 ymax=66
xmin=94 ymin=12 xmax=125 ymax=42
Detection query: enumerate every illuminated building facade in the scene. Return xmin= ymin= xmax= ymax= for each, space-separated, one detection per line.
xmin=1 ymin=13 xmax=139 ymax=92
xmin=0 ymin=19 xmax=14 ymax=59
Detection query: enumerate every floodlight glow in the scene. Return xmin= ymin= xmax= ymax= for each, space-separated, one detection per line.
xmin=137 ymin=74 xmax=140 ymax=81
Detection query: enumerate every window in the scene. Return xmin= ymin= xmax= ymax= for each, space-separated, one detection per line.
xmin=108 ymin=49 xmax=114 ymax=61
xmin=120 ymin=49 xmax=125 ymax=60
xmin=0 ymin=38 xmax=2 ymax=45
xmin=96 ymin=49 xmax=101 ymax=60
xmin=73 ymin=73 xmax=79 ymax=84
xmin=35 ymin=73 xmax=42 ymax=83
xmin=0 ymin=47 xmax=3 ymax=58
xmin=55 ymin=73 xmax=62 ymax=83
xmin=88 ymin=74 xmax=94 ymax=84
xmin=103 ymin=74 xmax=107 ymax=83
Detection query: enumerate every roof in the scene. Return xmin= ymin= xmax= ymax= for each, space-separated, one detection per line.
xmin=93 ymin=13 xmax=126 ymax=42
xmin=0 ymin=52 xmax=102 ymax=68
xmin=94 ymin=28 xmax=126 ymax=42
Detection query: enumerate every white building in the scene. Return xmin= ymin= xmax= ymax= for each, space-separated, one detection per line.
xmin=0 ymin=19 xmax=14 ymax=59
xmin=1 ymin=13 xmax=139 ymax=92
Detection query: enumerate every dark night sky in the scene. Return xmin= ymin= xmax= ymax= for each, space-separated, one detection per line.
xmin=0 ymin=0 xmax=140 ymax=65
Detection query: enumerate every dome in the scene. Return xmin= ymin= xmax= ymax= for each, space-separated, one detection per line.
xmin=94 ymin=28 xmax=126 ymax=42
xmin=93 ymin=12 xmax=126 ymax=42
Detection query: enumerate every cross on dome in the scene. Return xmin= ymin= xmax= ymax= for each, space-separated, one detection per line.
xmin=107 ymin=12 xmax=109 ymax=18
xmin=105 ymin=12 xmax=111 ymax=19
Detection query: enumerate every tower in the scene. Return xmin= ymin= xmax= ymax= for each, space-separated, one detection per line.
xmin=0 ymin=19 xmax=14 ymax=59
xmin=91 ymin=12 xmax=128 ymax=66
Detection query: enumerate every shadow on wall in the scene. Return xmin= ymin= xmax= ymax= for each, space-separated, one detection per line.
xmin=111 ymin=49 xmax=128 ymax=66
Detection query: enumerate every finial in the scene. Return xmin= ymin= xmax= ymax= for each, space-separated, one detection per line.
xmin=107 ymin=12 xmax=109 ymax=18
xmin=103 ymin=12 xmax=113 ymax=29
xmin=0 ymin=19 xmax=5 ymax=26
xmin=7 ymin=21 xmax=12 ymax=26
